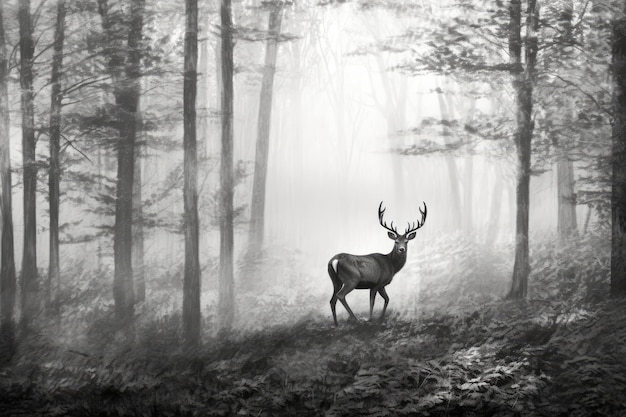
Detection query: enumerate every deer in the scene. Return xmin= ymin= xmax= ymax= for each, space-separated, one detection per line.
xmin=328 ymin=201 xmax=427 ymax=326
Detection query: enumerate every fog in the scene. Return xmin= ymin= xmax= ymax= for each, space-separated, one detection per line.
xmin=2 ymin=0 xmax=600 ymax=333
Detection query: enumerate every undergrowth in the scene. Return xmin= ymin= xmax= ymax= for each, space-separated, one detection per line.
xmin=1 ymin=231 xmax=622 ymax=416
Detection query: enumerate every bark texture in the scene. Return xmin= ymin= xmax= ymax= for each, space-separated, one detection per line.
xmin=19 ymin=0 xmax=39 ymax=327
xmin=219 ymin=0 xmax=235 ymax=330
xmin=611 ymin=3 xmax=626 ymax=297
xmin=508 ymin=0 xmax=538 ymax=299
xmin=48 ymin=0 xmax=66 ymax=315
xmin=183 ymin=0 xmax=201 ymax=346
xmin=0 ymin=1 xmax=16 ymax=357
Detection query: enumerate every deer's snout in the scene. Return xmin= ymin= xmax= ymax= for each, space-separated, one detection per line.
xmin=398 ymin=246 xmax=406 ymax=253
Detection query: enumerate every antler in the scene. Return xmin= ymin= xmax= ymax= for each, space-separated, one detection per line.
xmin=405 ymin=202 xmax=427 ymax=234
xmin=378 ymin=201 xmax=398 ymax=235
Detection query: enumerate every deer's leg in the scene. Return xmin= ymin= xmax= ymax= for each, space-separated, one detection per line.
xmin=330 ymin=282 xmax=342 ymax=326
xmin=369 ymin=288 xmax=377 ymax=321
xmin=336 ymin=282 xmax=358 ymax=322
xmin=378 ymin=287 xmax=390 ymax=321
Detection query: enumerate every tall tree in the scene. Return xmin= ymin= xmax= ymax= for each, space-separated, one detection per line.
xmin=554 ymin=0 xmax=578 ymax=239
xmin=508 ymin=0 xmax=538 ymax=299
xmin=611 ymin=0 xmax=626 ymax=297
xmin=183 ymin=0 xmax=201 ymax=346
xmin=248 ymin=1 xmax=284 ymax=258
xmin=219 ymin=0 xmax=235 ymax=330
xmin=19 ymin=0 xmax=39 ymax=327
xmin=48 ymin=0 xmax=66 ymax=314
xmin=98 ymin=0 xmax=145 ymax=327
xmin=0 ymin=0 xmax=16 ymax=356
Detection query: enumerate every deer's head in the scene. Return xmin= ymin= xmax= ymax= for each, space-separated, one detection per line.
xmin=378 ymin=202 xmax=427 ymax=254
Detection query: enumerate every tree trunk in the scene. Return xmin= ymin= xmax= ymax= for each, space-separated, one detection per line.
xmin=555 ymin=0 xmax=577 ymax=240
xmin=132 ymin=146 xmax=145 ymax=303
xmin=0 ymin=1 xmax=16 ymax=358
xmin=19 ymin=0 xmax=39 ymax=328
xmin=247 ymin=2 xmax=284 ymax=258
xmin=436 ymin=88 xmax=462 ymax=232
xmin=183 ymin=0 xmax=201 ymax=346
xmin=508 ymin=0 xmax=538 ymax=299
xmin=98 ymin=0 xmax=145 ymax=328
xmin=48 ymin=0 xmax=66 ymax=316
xmin=557 ymin=155 xmax=577 ymax=238
xmin=219 ymin=0 xmax=235 ymax=331
xmin=611 ymin=3 xmax=626 ymax=297
xmin=486 ymin=164 xmax=504 ymax=244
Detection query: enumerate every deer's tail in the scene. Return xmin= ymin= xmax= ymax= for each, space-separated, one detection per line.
xmin=328 ymin=256 xmax=341 ymax=289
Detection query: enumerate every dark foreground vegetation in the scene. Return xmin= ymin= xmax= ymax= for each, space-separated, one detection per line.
xmin=2 ymin=300 xmax=625 ymax=416
xmin=2 ymin=232 xmax=625 ymax=416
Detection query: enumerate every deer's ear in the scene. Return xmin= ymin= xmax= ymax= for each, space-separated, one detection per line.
xmin=387 ymin=231 xmax=397 ymax=240
xmin=406 ymin=231 xmax=417 ymax=240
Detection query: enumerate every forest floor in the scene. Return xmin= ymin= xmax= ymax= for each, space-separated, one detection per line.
xmin=1 ymin=297 xmax=626 ymax=417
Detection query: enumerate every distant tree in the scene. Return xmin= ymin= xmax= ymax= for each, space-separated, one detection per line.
xmin=48 ymin=0 xmax=66 ymax=315
xmin=219 ymin=0 xmax=235 ymax=331
xmin=19 ymin=0 xmax=39 ymax=328
xmin=247 ymin=0 xmax=285 ymax=260
xmin=183 ymin=0 xmax=201 ymax=346
xmin=0 ymin=0 xmax=16 ymax=356
xmin=612 ymin=0 xmax=626 ymax=297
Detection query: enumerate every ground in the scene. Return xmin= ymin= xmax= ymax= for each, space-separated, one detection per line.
xmin=1 ymin=298 xmax=625 ymax=417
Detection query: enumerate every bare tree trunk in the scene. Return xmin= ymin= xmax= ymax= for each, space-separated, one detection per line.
xmin=183 ymin=0 xmax=201 ymax=346
xmin=219 ymin=0 xmax=235 ymax=330
xmin=436 ymin=88 xmax=462 ymax=232
xmin=0 ymin=2 xmax=16 ymax=358
xmin=132 ymin=147 xmax=145 ymax=303
xmin=248 ymin=1 xmax=284 ymax=258
xmin=48 ymin=0 xmax=66 ymax=316
xmin=508 ymin=0 xmax=538 ymax=300
xmin=19 ymin=0 xmax=39 ymax=328
xmin=555 ymin=0 xmax=577 ymax=240
xmin=611 ymin=2 xmax=626 ymax=297
xmin=486 ymin=164 xmax=504 ymax=244
xmin=557 ymin=155 xmax=577 ymax=237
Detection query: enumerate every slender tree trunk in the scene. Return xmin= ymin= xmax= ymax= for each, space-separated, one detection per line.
xmin=555 ymin=0 xmax=577 ymax=240
xmin=48 ymin=0 xmax=66 ymax=316
xmin=508 ymin=0 xmax=538 ymax=299
xmin=219 ymin=0 xmax=235 ymax=330
xmin=19 ymin=0 xmax=39 ymax=328
xmin=248 ymin=2 xmax=284 ymax=258
xmin=132 ymin=147 xmax=145 ymax=303
xmin=611 ymin=2 xmax=626 ymax=297
xmin=486 ymin=164 xmax=504 ymax=244
xmin=557 ymin=155 xmax=577 ymax=237
xmin=436 ymin=88 xmax=462 ymax=232
xmin=0 ymin=2 xmax=16 ymax=358
xmin=183 ymin=0 xmax=201 ymax=346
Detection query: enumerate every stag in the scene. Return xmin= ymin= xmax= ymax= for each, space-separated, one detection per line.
xmin=328 ymin=202 xmax=427 ymax=325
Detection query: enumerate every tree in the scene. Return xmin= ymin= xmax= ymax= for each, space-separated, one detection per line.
xmin=19 ymin=0 xmax=39 ymax=328
xmin=248 ymin=1 xmax=285 ymax=258
xmin=508 ymin=0 xmax=538 ymax=299
xmin=219 ymin=0 xmax=235 ymax=331
xmin=48 ymin=0 xmax=66 ymax=315
xmin=98 ymin=0 xmax=146 ymax=328
xmin=0 ymin=0 xmax=16 ymax=356
xmin=183 ymin=0 xmax=201 ymax=346
xmin=612 ymin=0 xmax=626 ymax=297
